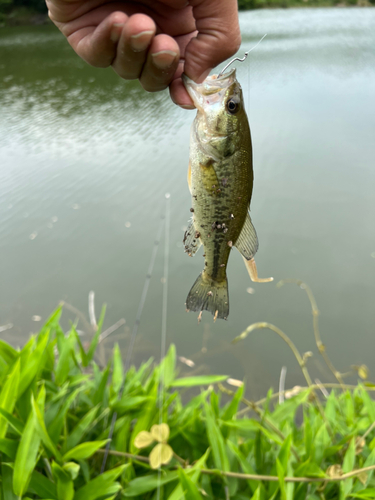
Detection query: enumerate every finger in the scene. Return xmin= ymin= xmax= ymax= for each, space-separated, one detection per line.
xmin=67 ymin=11 xmax=129 ymax=68
xmin=170 ymin=77 xmax=195 ymax=109
xmin=112 ymin=14 xmax=156 ymax=80
xmin=185 ymin=0 xmax=241 ymax=82
xmin=140 ymin=34 xmax=180 ymax=93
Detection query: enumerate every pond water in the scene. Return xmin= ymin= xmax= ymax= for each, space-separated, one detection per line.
xmin=0 ymin=8 xmax=374 ymax=398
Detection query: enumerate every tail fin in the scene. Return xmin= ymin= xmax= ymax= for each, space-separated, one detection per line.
xmin=186 ymin=272 xmax=229 ymax=320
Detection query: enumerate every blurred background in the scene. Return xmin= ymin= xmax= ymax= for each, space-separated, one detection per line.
xmin=0 ymin=8 xmax=374 ymax=399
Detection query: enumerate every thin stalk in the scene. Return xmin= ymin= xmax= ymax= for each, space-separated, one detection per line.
xmin=232 ymin=322 xmax=330 ymax=432
xmin=276 ymin=279 xmax=345 ymax=389
xmin=232 ymin=322 xmax=314 ymax=387
xmin=236 ymin=382 xmax=375 ymax=417
xmin=96 ymin=449 xmax=375 ymax=484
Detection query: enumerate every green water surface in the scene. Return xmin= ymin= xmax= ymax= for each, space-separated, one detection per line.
xmin=0 ymin=9 xmax=374 ymax=397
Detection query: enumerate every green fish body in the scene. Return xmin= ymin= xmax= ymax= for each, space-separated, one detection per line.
xmin=183 ymin=69 xmax=263 ymax=321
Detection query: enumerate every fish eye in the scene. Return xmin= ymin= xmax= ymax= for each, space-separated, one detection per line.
xmin=227 ymin=99 xmax=239 ymax=115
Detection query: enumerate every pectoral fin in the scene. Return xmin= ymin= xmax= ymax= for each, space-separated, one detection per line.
xmin=234 ymin=213 xmax=259 ymax=260
xmin=183 ymin=218 xmax=202 ymax=256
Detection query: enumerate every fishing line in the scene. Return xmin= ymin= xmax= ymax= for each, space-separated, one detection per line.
xmin=157 ymin=193 xmax=171 ymax=500
xmin=101 ymin=210 xmax=165 ymax=473
xmin=218 ymin=34 xmax=267 ymax=77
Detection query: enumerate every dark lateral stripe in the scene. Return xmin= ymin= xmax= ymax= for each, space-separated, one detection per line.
xmin=212 ymin=238 xmax=221 ymax=280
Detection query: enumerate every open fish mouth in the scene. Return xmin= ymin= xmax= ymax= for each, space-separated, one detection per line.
xmin=182 ymin=69 xmax=237 ymax=110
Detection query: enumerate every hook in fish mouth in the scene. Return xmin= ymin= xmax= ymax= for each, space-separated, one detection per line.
xmin=182 ymin=69 xmax=237 ymax=108
xmin=182 ymin=69 xmax=236 ymax=89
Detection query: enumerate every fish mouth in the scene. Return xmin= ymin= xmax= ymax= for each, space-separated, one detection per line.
xmin=182 ymin=69 xmax=236 ymax=109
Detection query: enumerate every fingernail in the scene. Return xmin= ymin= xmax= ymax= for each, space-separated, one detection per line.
xmin=130 ymin=30 xmax=154 ymax=52
xmin=152 ymin=51 xmax=178 ymax=70
xmin=180 ymin=104 xmax=195 ymax=110
xmin=110 ymin=23 xmax=123 ymax=43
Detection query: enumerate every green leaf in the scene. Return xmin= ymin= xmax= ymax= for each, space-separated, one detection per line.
xmin=73 ymin=464 xmax=128 ymax=500
xmin=340 ymin=438 xmax=356 ymax=499
xmin=114 ymin=395 xmax=153 ymax=413
xmin=362 ymin=447 xmax=375 ymax=486
xmin=62 ymin=439 xmax=109 ymax=461
xmin=361 ymin=388 xmax=375 ymax=423
xmin=86 ymin=305 xmax=106 ymax=366
xmin=278 ymin=434 xmax=292 ymax=473
xmin=0 ymin=407 xmax=24 ymax=435
xmin=13 ymin=386 xmax=45 ymax=496
xmin=294 ymin=460 xmax=326 ymax=478
xmin=222 ymin=383 xmax=244 ymax=421
xmin=178 ymin=468 xmax=203 ymax=499
xmin=250 ymin=485 xmax=265 ymax=500
xmin=314 ymin=423 xmax=330 ymax=464
xmin=31 ymin=389 xmax=62 ymax=462
xmin=171 ymin=375 xmax=228 ymax=387
xmin=18 ymin=330 xmax=49 ymax=397
xmin=161 ymin=344 xmax=176 ymax=388
xmin=0 ymin=340 xmax=18 ymax=366
xmin=222 ymin=419 xmax=259 ymax=433
xmin=63 ymin=462 xmax=80 ymax=481
xmin=350 ymin=490 xmax=375 ymax=499
xmin=130 ymin=384 xmax=157 ymax=454
xmin=203 ymin=398 xmax=230 ymax=472
xmin=52 ymin=462 xmax=74 ymax=500
xmin=55 ymin=330 xmax=76 ymax=386
xmin=29 ymin=470 xmax=58 ymax=499
xmin=123 ymin=471 xmax=179 ymax=497
xmin=72 ymin=327 xmax=88 ymax=366
xmin=0 ymin=358 xmax=20 ymax=438
xmin=304 ymin=409 xmax=313 ymax=458
xmin=0 ymin=438 xmax=18 ymax=459
xmin=276 ymin=458 xmax=286 ymax=500
xmin=271 ymin=391 xmax=309 ymax=424
xmin=112 ymin=343 xmax=123 ymax=393
xmin=64 ymin=405 xmax=100 ymax=451
xmin=47 ymin=387 xmax=83 ymax=444
xmin=168 ymin=449 xmax=210 ymax=500
xmin=1 ymin=462 xmax=17 ymax=500
xmin=227 ymin=441 xmax=259 ymax=494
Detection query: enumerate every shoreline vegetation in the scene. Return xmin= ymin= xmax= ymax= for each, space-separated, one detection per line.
xmin=0 ymin=280 xmax=375 ymax=498
xmin=0 ymin=1 xmax=374 ymax=28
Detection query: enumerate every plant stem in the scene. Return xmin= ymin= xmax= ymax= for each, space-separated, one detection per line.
xmin=96 ymin=449 xmax=375 ymax=484
xmin=276 ymin=279 xmax=345 ymax=389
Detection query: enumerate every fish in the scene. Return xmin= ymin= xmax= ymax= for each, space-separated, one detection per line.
xmin=182 ymin=68 xmax=272 ymax=321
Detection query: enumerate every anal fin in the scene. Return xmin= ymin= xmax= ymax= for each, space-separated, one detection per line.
xmin=235 ymin=214 xmax=273 ymax=283
xmin=183 ymin=218 xmax=202 ymax=257
xmin=234 ymin=213 xmax=259 ymax=260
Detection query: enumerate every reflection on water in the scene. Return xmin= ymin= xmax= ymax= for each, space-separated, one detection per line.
xmin=0 ymin=10 xmax=374 ymax=398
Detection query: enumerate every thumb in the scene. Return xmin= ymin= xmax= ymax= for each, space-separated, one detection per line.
xmin=184 ymin=0 xmax=241 ymax=83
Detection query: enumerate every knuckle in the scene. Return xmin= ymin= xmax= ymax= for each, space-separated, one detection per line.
xmin=222 ymin=34 xmax=242 ymax=59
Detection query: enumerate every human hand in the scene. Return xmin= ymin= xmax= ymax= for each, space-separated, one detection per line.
xmin=46 ymin=0 xmax=241 ymax=108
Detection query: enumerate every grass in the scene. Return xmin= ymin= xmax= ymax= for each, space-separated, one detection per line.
xmin=0 ymin=283 xmax=375 ymax=499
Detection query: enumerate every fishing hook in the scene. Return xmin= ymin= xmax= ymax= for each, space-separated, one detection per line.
xmin=217 ymin=34 xmax=267 ymax=77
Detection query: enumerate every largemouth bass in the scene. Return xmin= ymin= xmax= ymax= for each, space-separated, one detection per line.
xmin=182 ymin=69 xmax=272 ymax=321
